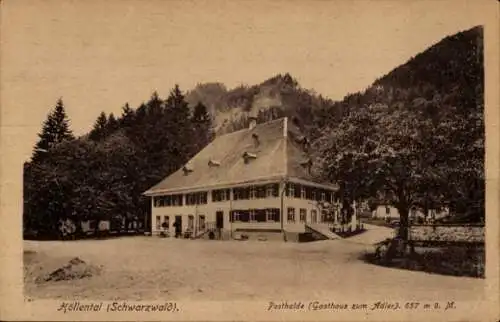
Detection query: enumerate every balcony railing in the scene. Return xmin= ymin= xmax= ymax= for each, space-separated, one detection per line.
xmin=193 ymin=221 xmax=217 ymax=239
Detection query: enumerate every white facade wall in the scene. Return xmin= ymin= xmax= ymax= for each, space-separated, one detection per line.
xmin=373 ymin=205 xmax=401 ymax=219
xmin=372 ymin=205 xmax=449 ymax=221
xmin=150 ymin=183 xmax=337 ymax=236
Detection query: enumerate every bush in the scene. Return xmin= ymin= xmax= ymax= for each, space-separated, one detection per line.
xmin=365 ymin=241 xmax=484 ymax=278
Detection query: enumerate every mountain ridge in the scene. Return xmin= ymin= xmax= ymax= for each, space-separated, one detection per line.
xmin=184 ymin=25 xmax=483 ymax=138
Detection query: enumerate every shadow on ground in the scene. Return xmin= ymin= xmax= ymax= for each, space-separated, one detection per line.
xmin=361 ymin=244 xmax=485 ymax=278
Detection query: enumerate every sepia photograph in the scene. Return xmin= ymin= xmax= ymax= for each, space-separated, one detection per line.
xmin=0 ymin=0 xmax=498 ymax=321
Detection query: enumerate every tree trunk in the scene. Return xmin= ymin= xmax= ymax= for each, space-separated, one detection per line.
xmin=397 ymin=205 xmax=410 ymax=241
xmin=424 ymin=203 xmax=429 ymax=223
xmin=124 ymin=217 xmax=129 ymax=233
xmin=94 ymin=219 xmax=101 ymax=237
xmin=75 ymin=220 xmax=83 ymax=238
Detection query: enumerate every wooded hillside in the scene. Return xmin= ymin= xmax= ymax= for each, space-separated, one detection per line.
xmin=312 ymin=26 xmax=484 ymax=238
xmin=23 ymin=26 xmax=484 ymax=239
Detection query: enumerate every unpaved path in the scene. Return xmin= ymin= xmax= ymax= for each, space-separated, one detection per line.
xmin=347 ymin=223 xmax=396 ymax=245
xmin=24 ymin=235 xmax=484 ymax=301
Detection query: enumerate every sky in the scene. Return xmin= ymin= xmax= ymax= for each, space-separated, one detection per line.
xmin=0 ymin=0 xmax=491 ymax=162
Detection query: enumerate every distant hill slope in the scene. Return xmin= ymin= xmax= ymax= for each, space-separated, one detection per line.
xmin=185 ymin=73 xmax=336 ymax=136
xmin=374 ymin=26 xmax=483 ymax=93
xmin=310 ymin=25 xmax=484 ymax=147
xmin=185 ymin=26 xmax=483 ymax=140
xmin=311 ymin=25 xmax=484 ymax=221
xmin=357 ymin=25 xmax=482 ymax=125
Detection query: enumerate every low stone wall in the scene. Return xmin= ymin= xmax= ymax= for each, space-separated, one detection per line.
xmin=409 ymin=225 xmax=484 ymax=243
xmin=304 ymin=226 xmax=329 ymax=241
xmin=281 ymin=232 xmax=292 ymax=242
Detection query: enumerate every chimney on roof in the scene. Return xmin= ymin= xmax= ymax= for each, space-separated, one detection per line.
xmin=248 ymin=116 xmax=257 ymax=130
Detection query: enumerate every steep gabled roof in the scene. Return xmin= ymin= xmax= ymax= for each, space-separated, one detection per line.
xmin=144 ymin=117 xmax=336 ymax=195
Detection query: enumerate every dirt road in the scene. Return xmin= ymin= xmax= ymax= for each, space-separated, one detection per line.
xmin=23 ymin=235 xmax=485 ymax=301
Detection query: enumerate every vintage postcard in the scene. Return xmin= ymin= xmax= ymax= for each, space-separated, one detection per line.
xmin=0 ymin=0 xmax=499 ymax=321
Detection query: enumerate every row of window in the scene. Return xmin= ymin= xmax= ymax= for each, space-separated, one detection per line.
xmin=287 ymin=208 xmax=316 ymax=223
xmin=186 ymin=192 xmax=208 ymax=205
xmin=154 ymin=194 xmax=183 ymax=207
xmin=155 ymin=215 xmax=206 ymax=230
xmin=155 ymin=207 xmax=332 ymax=227
xmin=153 ymin=192 xmax=208 ymax=207
xmin=153 ymin=183 xmax=335 ymax=207
xmin=232 ymin=184 xmax=280 ymax=200
xmin=285 ymin=183 xmax=333 ymax=202
xmin=229 ymin=208 xmax=326 ymax=223
xmin=230 ymin=208 xmax=281 ymax=222
xmin=212 ymin=188 xmax=231 ymax=202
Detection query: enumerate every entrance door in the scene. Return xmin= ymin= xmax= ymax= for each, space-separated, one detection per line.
xmin=311 ymin=210 xmax=317 ymax=223
xmin=216 ymin=211 xmax=224 ymax=229
xmin=175 ymin=215 xmax=182 ymax=237
xmin=188 ymin=215 xmax=194 ymax=230
xmin=198 ymin=215 xmax=206 ymax=230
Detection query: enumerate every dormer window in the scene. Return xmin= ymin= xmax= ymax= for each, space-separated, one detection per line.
xmin=248 ymin=117 xmax=257 ymax=130
xmin=242 ymin=152 xmax=257 ymax=164
xmin=208 ymin=159 xmax=221 ymax=167
xmin=300 ymin=159 xmax=312 ymax=167
xmin=300 ymin=158 xmax=313 ymax=174
xmin=182 ymin=164 xmax=194 ymax=175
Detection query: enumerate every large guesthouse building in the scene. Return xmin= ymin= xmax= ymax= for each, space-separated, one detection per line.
xmin=143 ymin=117 xmax=339 ymax=240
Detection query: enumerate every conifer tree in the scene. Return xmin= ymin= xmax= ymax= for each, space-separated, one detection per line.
xmin=141 ymin=92 xmax=166 ymax=156
xmin=120 ymin=103 xmax=135 ymax=128
xmin=126 ymin=102 xmax=147 ymax=148
xmin=192 ymin=101 xmax=210 ymax=123
xmin=164 ymin=85 xmax=193 ymax=163
xmin=32 ymin=98 xmax=74 ymax=162
xmin=191 ymin=102 xmax=213 ymax=153
xmin=146 ymin=91 xmax=163 ymax=116
xmin=89 ymin=111 xmax=108 ymax=141
xmin=107 ymin=113 xmax=119 ymax=133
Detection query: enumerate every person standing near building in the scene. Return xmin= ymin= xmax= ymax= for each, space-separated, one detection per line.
xmin=173 ymin=220 xmax=181 ymax=238
xmin=161 ymin=221 xmax=169 ymax=237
